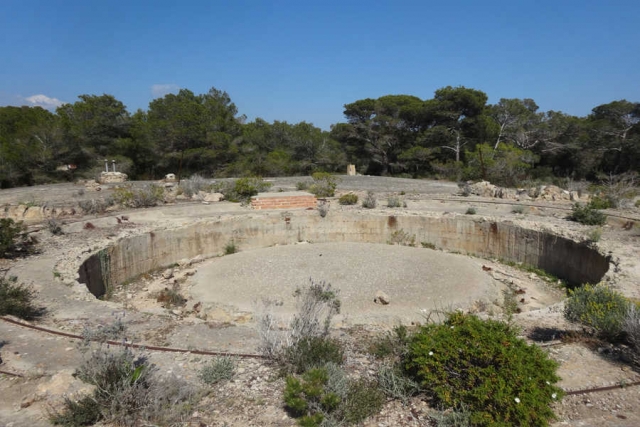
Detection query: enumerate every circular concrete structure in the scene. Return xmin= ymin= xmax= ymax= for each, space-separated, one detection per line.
xmin=188 ymin=242 xmax=500 ymax=324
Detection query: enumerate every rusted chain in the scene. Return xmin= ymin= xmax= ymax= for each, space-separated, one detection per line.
xmin=0 ymin=316 xmax=265 ymax=359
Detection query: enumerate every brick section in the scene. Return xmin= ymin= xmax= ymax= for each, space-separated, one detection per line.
xmin=251 ymin=194 xmax=317 ymax=210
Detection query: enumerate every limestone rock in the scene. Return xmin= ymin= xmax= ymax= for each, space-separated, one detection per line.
xmin=164 ymin=173 xmax=177 ymax=182
xmin=203 ymin=192 xmax=224 ymax=202
xmin=162 ymin=269 xmax=174 ymax=280
xmin=99 ymin=171 xmax=128 ymax=184
xmin=374 ymin=290 xmax=390 ymax=305
xmin=469 ymin=181 xmax=498 ymax=198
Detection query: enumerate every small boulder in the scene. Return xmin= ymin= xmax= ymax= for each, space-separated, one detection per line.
xmin=374 ymin=290 xmax=390 ymax=305
xmin=162 ymin=269 xmax=174 ymax=280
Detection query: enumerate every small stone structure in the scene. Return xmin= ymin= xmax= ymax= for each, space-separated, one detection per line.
xmin=99 ymin=172 xmax=128 ymax=184
xmin=164 ymin=173 xmax=177 ymax=182
xmin=250 ymin=191 xmax=317 ymax=210
xmin=347 ymin=164 xmax=356 ymax=176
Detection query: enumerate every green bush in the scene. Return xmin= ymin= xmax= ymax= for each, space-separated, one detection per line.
xmin=569 ymin=203 xmax=607 ymax=225
xmin=404 ymin=312 xmax=563 ymax=426
xmin=465 ymin=207 xmax=477 ymax=215
xmin=155 ymin=286 xmax=186 ymax=308
xmin=361 ymin=191 xmax=377 ymax=209
xmin=588 ymin=196 xmax=612 ymax=210
xmin=308 ymin=172 xmax=339 ymax=197
xmin=217 ymin=177 xmax=272 ymax=203
xmin=368 ymin=325 xmax=409 ymax=359
xmin=0 ymin=276 xmax=42 ymax=319
xmin=224 ymin=240 xmax=238 ymax=255
xmin=564 ymin=284 xmax=631 ymax=341
xmin=284 ymin=365 xmax=384 ymax=427
xmin=511 ymin=205 xmax=525 ymax=214
xmin=338 ymin=193 xmax=358 ymax=205
xmin=286 ymin=336 xmax=344 ymax=374
xmin=1 ymin=218 xmax=34 ymax=258
xmin=377 ymin=364 xmax=419 ymax=402
xmin=296 ymin=181 xmax=310 ymax=191
xmin=51 ymin=395 xmax=103 ymax=426
xmin=199 ymin=356 xmax=236 ymax=385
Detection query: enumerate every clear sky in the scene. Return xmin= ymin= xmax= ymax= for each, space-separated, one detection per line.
xmin=1 ymin=0 xmax=639 ymax=129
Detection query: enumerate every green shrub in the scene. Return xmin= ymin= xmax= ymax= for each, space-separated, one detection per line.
xmin=0 ymin=276 xmax=42 ymax=319
xmin=635 ymin=199 xmax=640 ymax=208
xmin=179 ymin=174 xmax=210 ymax=197
xmin=429 ymin=404 xmax=473 ymax=427
xmin=564 ymin=284 xmax=631 ymax=341
xmin=224 ymin=240 xmax=238 ymax=255
xmin=586 ymin=227 xmax=602 ymax=243
xmin=286 ymin=336 xmax=344 ymax=374
xmin=388 ymin=229 xmax=416 ymax=246
xmin=199 ymin=356 xmax=236 ymax=384
xmin=588 ymin=196 xmax=612 ymax=210
xmin=50 ymin=395 xmax=103 ymax=426
xmin=1 ymin=218 xmax=34 ymax=258
xmin=156 ymin=286 xmax=186 ymax=308
xmin=404 ymin=312 xmax=563 ymax=426
xmin=308 ymin=172 xmax=339 ymax=197
xmin=465 ymin=207 xmax=476 ymax=215
xmin=338 ymin=193 xmax=358 ymax=205
xmin=78 ymin=198 xmax=112 ymax=215
xmin=368 ymin=325 xmax=409 ymax=359
xmin=569 ymin=203 xmax=607 ymax=226
xmin=284 ymin=365 xmax=384 ymax=427
xmin=421 ymin=242 xmax=436 ymax=249
xmin=377 ymin=364 xmax=419 ymax=402
xmin=217 ymin=177 xmax=272 ymax=203
xmin=361 ymin=191 xmax=377 ymax=209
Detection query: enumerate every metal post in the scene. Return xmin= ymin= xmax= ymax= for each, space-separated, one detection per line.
xmin=104 ymin=159 xmax=109 ymax=172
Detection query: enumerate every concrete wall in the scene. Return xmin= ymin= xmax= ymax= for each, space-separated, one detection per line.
xmin=79 ymin=213 xmax=610 ymax=298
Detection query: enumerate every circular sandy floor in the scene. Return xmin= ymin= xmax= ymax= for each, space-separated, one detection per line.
xmin=188 ymin=242 xmax=502 ymax=325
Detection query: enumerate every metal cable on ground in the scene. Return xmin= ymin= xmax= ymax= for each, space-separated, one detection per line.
xmin=3 ymin=316 xmax=640 ymax=397
xmin=0 ymin=316 xmax=265 ymax=359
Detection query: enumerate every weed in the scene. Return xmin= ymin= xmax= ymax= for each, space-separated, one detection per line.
xmin=224 ymin=240 xmax=238 ymax=255
xmin=296 ymin=181 xmax=310 ymax=191
xmin=502 ymin=286 xmax=521 ymax=317
xmin=1 ymin=218 xmax=35 ymax=258
xmin=318 ymin=200 xmax=330 ymax=218
xmin=586 ymin=227 xmax=602 ymax=243
xmin=387 ymin=195 xmax=406 ymax=208
xmin=465 ymin=207 xmax=476 ymax=215
xmin=308 ymin=172 xmax=339 ymax=197
xmin=286 ymin=336 xmax=344 ymax=374
xmin=569 ymin=203 xmax=607 ymax=226
xmin=387 ymin=229 xmax=416 ymax=246
xmin=511 ymin=205 xmax=525 ymax=214
xmin=368 ymin=325 xmax=409 ymax=359
xmin=112 ymin=184 xmax=164 ymax=208
xmin=404 ymin=312 xmax=563 ymax=426
xmin=338 ymin=193 xmax=358 ymax=205
xmin=361 ymin=191 xmax=377 ymax=209
xmin=377 ymin=364 xmax=419 ymax=403
xmin=179 ymin=174 xmax=210 ymax=197
xmin=564 ymin=284 xmax=631 ymax=341
xmin=48 ymin=219 xmax=63 ymax=235
xmin=83 ymin=222 xmax=95 ymax=230
xmin=0 ymin=276 xmax=43 ymax=320
xmin=215 ymin=177 xmax=272 ymax=203
xmin=78 ymin=198 xmax=111 ymax=215
xmin=156 ymin=286 xmax=187 ymax=308
xmin=50 ymin=395 xmax=103 ymax=426
xmin=429 ymin=404 xmax=473 ymax=427
xmin=421 ymin=241 xmax=436 ymax=250
xmin=82 ymin=315 xmax=128 ymax=344
xmin=199 ymin=356 xmax=236 ymax=384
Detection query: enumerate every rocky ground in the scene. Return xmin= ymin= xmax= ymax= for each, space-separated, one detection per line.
xmin=1 ymin=176 xmax=640 ymax=426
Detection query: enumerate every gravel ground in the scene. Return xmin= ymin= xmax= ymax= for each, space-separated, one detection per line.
xmin=188 ymin=242 xmax=501 ymax=325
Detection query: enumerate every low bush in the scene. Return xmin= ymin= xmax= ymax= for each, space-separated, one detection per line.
xmin=156 ymin=286 xmax=186 ymax=308
xmin=586 ymin=227 xmax=602 ymax=243
xmin=368 ymin=325 xmax=409 ymax=359
xmin=78 ymin=198 xmax=111 ymax=215
xmin=338 ymin=193 xmax=358 ymax=205
xmin=421 ymin=241 xmax=436 ymax=250
xmin=51 ymin=344 xmax=198 ymax=426
xmin=308 ymin=172 xmax=339 ymax=198
xmin=216 ymin=177 xmax=272 ymax=203
xmin=429 ymin=404 xmax=473 ymax=427
xmin=179 ymin=174 xmax=210 ymax=197
xmin=48 ymin=219 xmax=64 ymax=235
xmin=286 ymin=336 xmax=344 ymax=374
xmin=465 ymin=207 xmax=477 ymax=215
xmin=361 ymin=191 xmax=377 ymax=209
xmin=1 ymin=218 xmax=35 ymax=258
xmin=387 ymin=195 xmax=406 ymax=208
xmin=284 ymin=364 xmax=384 ymax=427
xmin=511 ymin=205 xmax=525 ymax=214
xmin=112 ymin=184 xmax=164 ymax=208
xmin=569 ymin=203 xmax=607 ymax=226
xmin=224 ymin=240 xmax=238 ymax=255
xmin=564 ymin=284 xmax=631 ymax=341
xmin=296 ymin=181 xmax=310 ymax=191
xmin=404 ymin=312 xmax=563 ymax=426
xmin=0 ymin=276 xmax=43 ymax=319
xmin=199 ymin=356 xmax=236 ymax=384
xmin=588 ymin=196 xmax=612 ymax=210
xmin=377 ymin=364 xmax=419 ymax=402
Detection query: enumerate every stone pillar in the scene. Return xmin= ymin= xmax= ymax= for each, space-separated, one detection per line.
xmin=112 ymin=160 xmax=116 ymax=172
xmin=104 ymin=159 xmax=109 ymax=173
xmin=347 ymin=164 xmax=356 ymax=176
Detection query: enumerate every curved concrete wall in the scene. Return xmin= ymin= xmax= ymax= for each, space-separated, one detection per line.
xmin=78 ymin=213 xmax=610 ymax=298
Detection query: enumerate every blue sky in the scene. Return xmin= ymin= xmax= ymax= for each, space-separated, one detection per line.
xmin=1 ymin=0 xmax=639 ymax=129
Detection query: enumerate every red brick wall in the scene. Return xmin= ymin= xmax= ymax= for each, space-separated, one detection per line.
xmin=250 ymin=195 xmax=317 ymax=210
